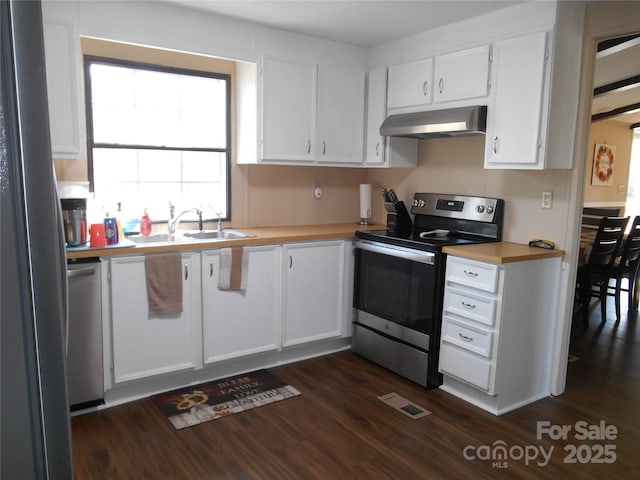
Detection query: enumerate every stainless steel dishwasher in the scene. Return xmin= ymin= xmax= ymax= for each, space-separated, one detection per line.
xmin=66 ymin=259 xmax=104 ymax=411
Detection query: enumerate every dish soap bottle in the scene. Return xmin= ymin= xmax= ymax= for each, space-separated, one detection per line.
xmin=141 ymin=208 xmax=152 ymax=236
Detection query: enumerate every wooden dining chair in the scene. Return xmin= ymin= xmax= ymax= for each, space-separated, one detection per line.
xmin=608 ymin=216 xmax=640 ymax=320
xmin=576 ymin=216 xmax=629 ymax=327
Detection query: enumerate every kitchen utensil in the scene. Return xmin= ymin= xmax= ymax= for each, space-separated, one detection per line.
xmin=419 ymin=229 xmax=450 ymax=238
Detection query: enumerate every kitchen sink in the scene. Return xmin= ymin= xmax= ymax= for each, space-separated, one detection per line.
xmin=182 ymin=229 xmax=255 ymax=240
xmin=127 ymin=233 xmax=188 ymax=244
xmin=127 ymin=230 xmax=255 ymax=244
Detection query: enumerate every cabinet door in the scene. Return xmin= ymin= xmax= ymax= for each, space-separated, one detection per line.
xmin=364 ymin=67 xmax=387 ymax=166
xmin=260 ymin=57 xmax=316 ymax=162
xmin=434 ymin=45 xmax=490 ymax=103
xmin=387 ymin=58 xmax=433 ymax=110
xmin=363 ymin=68 xmax=419 ymax=169
xmin=485 ymin=32 xmax=548 ymax=168
xmin=283 ymin=241 xmax=344 ymax=346
xmin=202 ymin=245 xmax=281 ymax=363
xmin=317 ymin=65 xmax=365 ymax=164
xmin=43 ymin=17 xmax=82 ymax=157
xmin=110 ymin=253 xmax=201 ymax=384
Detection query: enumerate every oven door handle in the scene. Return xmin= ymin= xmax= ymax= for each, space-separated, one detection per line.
xmin=354 ymin=240 xmax=435 ymax=265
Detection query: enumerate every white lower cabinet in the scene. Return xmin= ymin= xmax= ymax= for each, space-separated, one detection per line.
xmin=201 ymin=245 xmax=281 ymax=364
xmin=109 ymin=253 xmax=202 ymax=384
xmin=439 ymin=254 xmax=562 ymax=415
xmin=107 ymin=240 xmax=349 ymax=390
xmin=282 ymin=241 xmax=344 ymax=346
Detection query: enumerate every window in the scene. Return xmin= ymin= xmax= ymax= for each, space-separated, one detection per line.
xmin=84 ymin=56 xmax=231 ymax=226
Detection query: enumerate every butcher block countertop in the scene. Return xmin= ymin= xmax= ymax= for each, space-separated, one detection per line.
xmin=66 ymin=223 xmax=380 ymax=260
xmin=443 ymin=241 xmax=565 ymax=264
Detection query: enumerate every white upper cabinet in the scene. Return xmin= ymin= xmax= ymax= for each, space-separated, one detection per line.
xmin=433 ymin=45 xmax=490 ymax=103
xmin=42 ymin=16 xmax=83 ymax=158
xmin=317 ymin=65 xmax=365 ymax=164
xmin=387 ymin=57 xmax=434 ymax=110
xmin=259 ymin=57 xmax=317 ymax=162
xmin=364 ymin=67 xmax=418 ymax=168
xmin=484 ymin=31 xmax=550 ymax=169
xmin=255 ymin=56 xmax=365 ymax=166
xmin=364 ymin=67 xmax=387 ymax=166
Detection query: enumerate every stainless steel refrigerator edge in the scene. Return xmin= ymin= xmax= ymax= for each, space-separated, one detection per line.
xmin=1 ymin=0 xmax=74 ymax=478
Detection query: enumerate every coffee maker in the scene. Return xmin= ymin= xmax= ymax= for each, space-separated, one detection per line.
xmin=61 ymin=198 xmax=87 ymax=246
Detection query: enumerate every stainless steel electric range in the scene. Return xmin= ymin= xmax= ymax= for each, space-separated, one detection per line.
xmin=352 ymin=192 xmax=504 ymax=388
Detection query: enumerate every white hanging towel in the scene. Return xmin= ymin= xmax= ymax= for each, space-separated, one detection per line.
xmin=218 ymin=246 xmax=248 ymax=291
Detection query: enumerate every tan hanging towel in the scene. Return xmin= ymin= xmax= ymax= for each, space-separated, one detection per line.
xmin=145 ymin=252 xmax=183 ymax=316
xmin=218 ymin=247 xmax=248 ymax=291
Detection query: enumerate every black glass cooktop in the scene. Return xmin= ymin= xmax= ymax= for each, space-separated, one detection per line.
xmin=355 ymin=229 xmax=496 ymax=252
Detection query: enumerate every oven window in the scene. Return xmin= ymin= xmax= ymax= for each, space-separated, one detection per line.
xmin=354 ymin=249 xmax=439 ymax=333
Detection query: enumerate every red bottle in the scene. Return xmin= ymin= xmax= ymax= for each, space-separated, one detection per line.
xmin=141 ymin=208 xmax=152 ymax=236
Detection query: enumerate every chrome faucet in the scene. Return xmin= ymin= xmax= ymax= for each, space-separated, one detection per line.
xmin=168 ymin=207 xmax=202 ymax=234
xmin=216 ymin=212 xmax=223 ymax=233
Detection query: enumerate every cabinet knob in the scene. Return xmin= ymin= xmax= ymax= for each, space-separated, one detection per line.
xmin=493 ymin=136 xmax=499 ymax=154
xmin=322 ymin=140 xmax=326 ymax=155
xmin=422 ymin=80 xmax=428 ymax=96
xmin=463 ymin=269 xmax=479 ymax=277
xmin=375 ymin=142 xmax=380 ymax=156
xmin=439 ymin=77 xmax=444 ymax=94
xmin=461 ymin=301 xmax=476 ymax=309
xmin=289 ymin=255 xmax=293 ymax=269
xmin=209 ymin=262 xmax=213 ymax=277
xmin=307 ymin=139 xmax=311 ymax=154
xmin=184 ymin=264 xmax=189 ymax=280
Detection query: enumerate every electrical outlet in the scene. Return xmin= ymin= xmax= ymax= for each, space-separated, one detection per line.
xmin=542 ymin=191 xmax=553 ymax=209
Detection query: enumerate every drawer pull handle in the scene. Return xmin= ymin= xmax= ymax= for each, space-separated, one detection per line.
xmin=459 ymin=333 xmax=474 ymax=342
xmin=463 ymin=270 xmax=479 ymax=277
xmin=461 ymin=301 xmax=476 ymax=309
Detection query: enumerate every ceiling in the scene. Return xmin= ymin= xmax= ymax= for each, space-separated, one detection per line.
xmin=592 ymin=35 xmax=640 ymax=128
xmin=169 ymin=1 xmax=524 ymax=48
xmin=167 ymin=0 xmax=639 ymax=128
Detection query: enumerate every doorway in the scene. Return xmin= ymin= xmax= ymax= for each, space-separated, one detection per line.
xmin=626 ymin=131 xmax=640 ymax=219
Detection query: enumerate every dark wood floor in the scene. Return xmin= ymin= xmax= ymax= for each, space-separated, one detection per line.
xmin=72 ymin=298 xmax=640 ymax=479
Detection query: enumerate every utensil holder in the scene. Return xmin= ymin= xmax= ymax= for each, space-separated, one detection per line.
xmin=386 ymin=201 xmax=413 ymax=236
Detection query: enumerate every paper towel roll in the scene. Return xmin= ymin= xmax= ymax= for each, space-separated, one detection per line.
xmin=359 ymin=184 xmax=372 ymax=224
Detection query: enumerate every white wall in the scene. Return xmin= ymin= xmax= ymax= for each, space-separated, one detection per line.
xmin=45 ymin=0 xmax=367 ymax=66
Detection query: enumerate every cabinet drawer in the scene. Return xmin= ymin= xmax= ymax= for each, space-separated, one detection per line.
xmin=446 ymin=256 xmax=498 ymax=293
xmin=442 ymin=316 xmax=493 ymax=358
xmin=444 ymin=287 xmax=496 ymax=326
xmin=439 ymin=343 xmax=492 ymax=391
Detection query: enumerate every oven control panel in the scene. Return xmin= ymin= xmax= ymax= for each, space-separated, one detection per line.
xmin=411 ymin=193 xmax=502 ymax=222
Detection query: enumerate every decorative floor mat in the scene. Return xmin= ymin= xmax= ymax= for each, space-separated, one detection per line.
xmin=152 ymin=369 xmax=300 ymax=429
xmin=378 ymin=392 xmax=431 ymax=419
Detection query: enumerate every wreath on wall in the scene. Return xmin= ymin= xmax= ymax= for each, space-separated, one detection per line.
xmin=591 ymin=143 xmax=615 ymax=186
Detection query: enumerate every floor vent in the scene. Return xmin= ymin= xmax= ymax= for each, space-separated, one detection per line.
xmin=378 ymin=392 xmax=431 ymax=419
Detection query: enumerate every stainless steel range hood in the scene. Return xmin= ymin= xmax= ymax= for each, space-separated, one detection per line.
xmin=380 ymin=105 xmax=487 ymax=139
